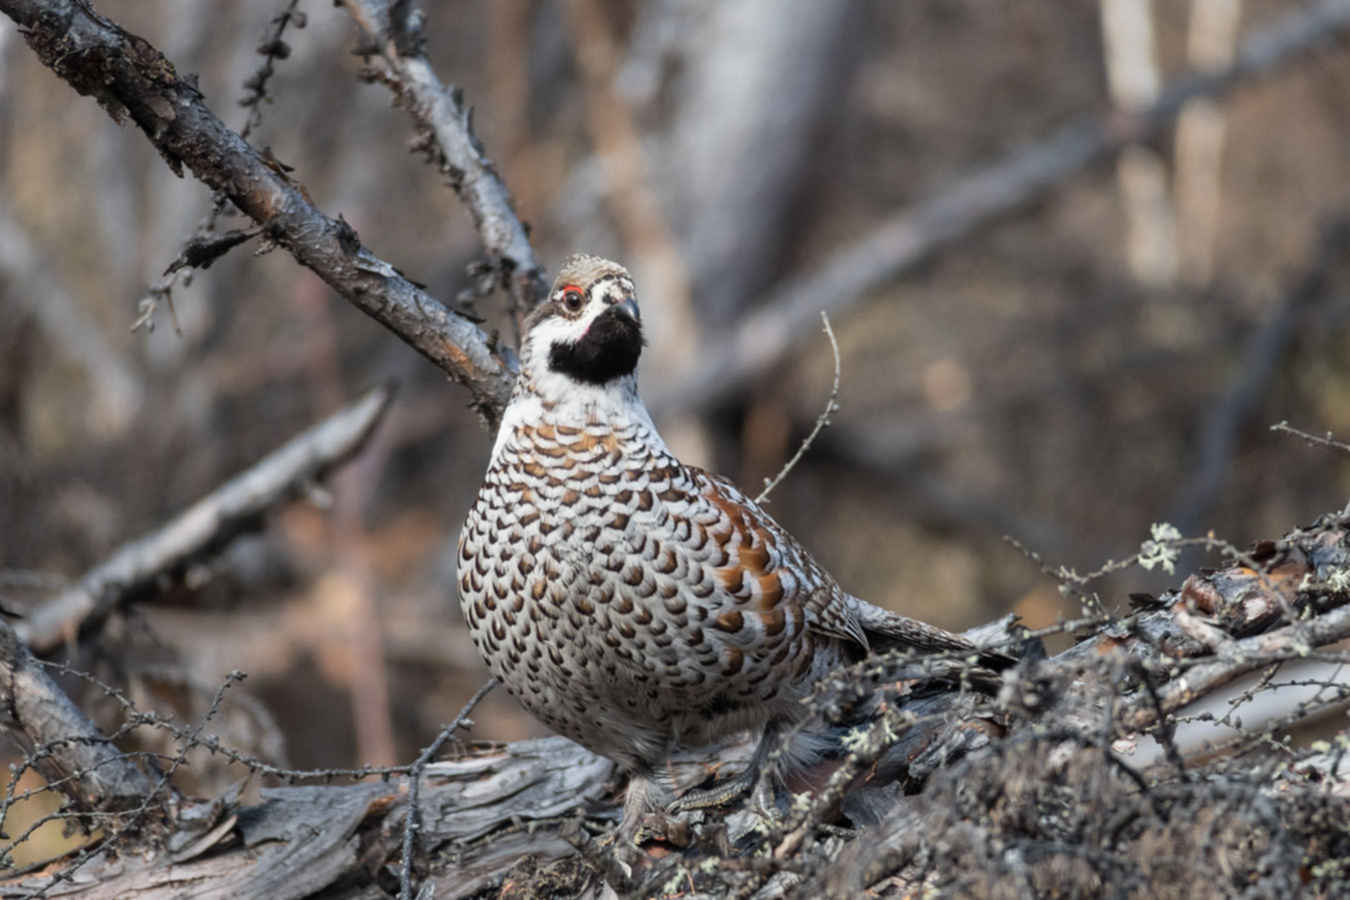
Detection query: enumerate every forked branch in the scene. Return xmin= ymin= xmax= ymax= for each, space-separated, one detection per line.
xmin=0 ymin=0 xmax=515 ymax=423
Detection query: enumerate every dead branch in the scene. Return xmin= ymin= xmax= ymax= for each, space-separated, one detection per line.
xmin=0 ymin=0 xmax=515 ymax=424
xmin=1272 ymin=420 xmax=1350 ymax=457
xmin=340 ymin=0 xmax=547 ymax=337
xmin=135 ymin=0 xmax=304 ymax=335
xmin=649 ymin=0 xmax=1350 ymax=416
xmin=755 ymin=313 xmax=840 ymax=504
xmin=1122 ymin=599 xmax=1350 ymax=731
xmin=0 ymin=619 xmax=170 ymax=819
xmin=400 ymin=678 xmax=497 ymax=900
xmin=15 ymin=384 xmax=394 ymax=654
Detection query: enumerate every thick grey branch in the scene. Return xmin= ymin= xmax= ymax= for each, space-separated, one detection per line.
xmin=0 ymin=619 xmax=168 ymax=814
xmin=0 ymin=0 xmax=515 ymax=423
xmin=1120 ymin=601 xmax=1350 ymax=732
xmin=15 ymin=384 xmax=395 ymax=653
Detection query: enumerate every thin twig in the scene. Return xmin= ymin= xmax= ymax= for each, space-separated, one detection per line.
xmin=136 ymin=0 xmax=305 ymax=334
xmin=756 ymin=312 xmax=840 ymax=504
xmin=37 ymin=659 xmax=419 ymax=782
xmin=0 ymin=619 xmax=169 ymax=815
xmin=400 ymin=678 xmax=497 ymax=900
xmin=1271 ymin=420 xmax=1350 ymax=455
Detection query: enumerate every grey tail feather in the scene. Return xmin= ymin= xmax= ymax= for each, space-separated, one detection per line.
xmin=850 ymin=596 xmax=1017 ymax=669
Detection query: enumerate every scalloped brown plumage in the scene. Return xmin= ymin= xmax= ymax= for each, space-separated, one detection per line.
xmin=458 ymin=255 xmax=1000 ymax=843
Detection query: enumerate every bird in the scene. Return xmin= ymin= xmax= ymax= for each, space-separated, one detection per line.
xmin=457 ymin=254 xmax=998 ymax=844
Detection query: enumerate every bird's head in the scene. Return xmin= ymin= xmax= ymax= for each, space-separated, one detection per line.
xmin=518 ymin=254 xmax=644 ymax=395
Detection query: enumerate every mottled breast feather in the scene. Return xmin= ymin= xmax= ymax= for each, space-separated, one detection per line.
xmin=457 ymin=413 xmax=865 ymax=771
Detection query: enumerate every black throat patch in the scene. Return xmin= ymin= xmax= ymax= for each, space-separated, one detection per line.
xmin=548 ymin=308 xmax=644 ymax=385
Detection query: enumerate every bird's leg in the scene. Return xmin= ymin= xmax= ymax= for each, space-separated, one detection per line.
xmin=582 ymin=773 xmax=658 ymax=886
xmin=668 ymin=721 xmax=782 ymax=816
xmin=618 ymin=772 xmax=656 ymax=844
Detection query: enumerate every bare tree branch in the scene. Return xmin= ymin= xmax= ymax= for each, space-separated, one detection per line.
xmin=650 ymin=0 xmax=1350 ymax=415
xmin=135 ymin=0 xmax=304 ymax=335
xmin=0 ymin=619 xmax=170 ymax=816
xmin=340 ymin=0 xmax=548 ymax=341
xmin=755 ymin=312 xmax=839 ymax=504
xmin=395 ymin=678 xmax=494 ymax=898
xmin=0 ymin=0 xmax=516 ymax=423
xmin=15 ymin=384 xmax=395 ymax=653
xmin=1121 ymin=600 xmax=1350 ymax=732
xmin=1272 ymin=420 xmax=1350 ymax=456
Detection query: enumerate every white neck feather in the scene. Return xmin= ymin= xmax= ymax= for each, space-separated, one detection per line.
xmin=490 ymin=370 xmax=667 ymax=463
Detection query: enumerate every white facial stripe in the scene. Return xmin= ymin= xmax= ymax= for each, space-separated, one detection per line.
xmin=528 ymin=306 xmax=592 ymax=350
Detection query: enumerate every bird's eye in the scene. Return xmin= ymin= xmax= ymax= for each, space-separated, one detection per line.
xmin=561 ymin=288 xmax=585 ymax=313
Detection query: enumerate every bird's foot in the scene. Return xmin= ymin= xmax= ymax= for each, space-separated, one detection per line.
xmin=605 ymin=773 xmax=691 ymax=852
xmin=585 ymin=785 xmax=691 ymax=889
xmin=581 ymin=825 xmax=645 ymax=886
xmin=597 ymin=810 xmax=688 ymax=850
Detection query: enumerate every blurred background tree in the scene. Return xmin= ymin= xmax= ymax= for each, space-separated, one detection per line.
xmin=1 ymin=0 xmax=1348 ymax=830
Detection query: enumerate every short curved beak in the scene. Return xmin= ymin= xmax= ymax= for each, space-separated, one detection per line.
xmin=613 ymin=297 xmax=640 ymax=323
